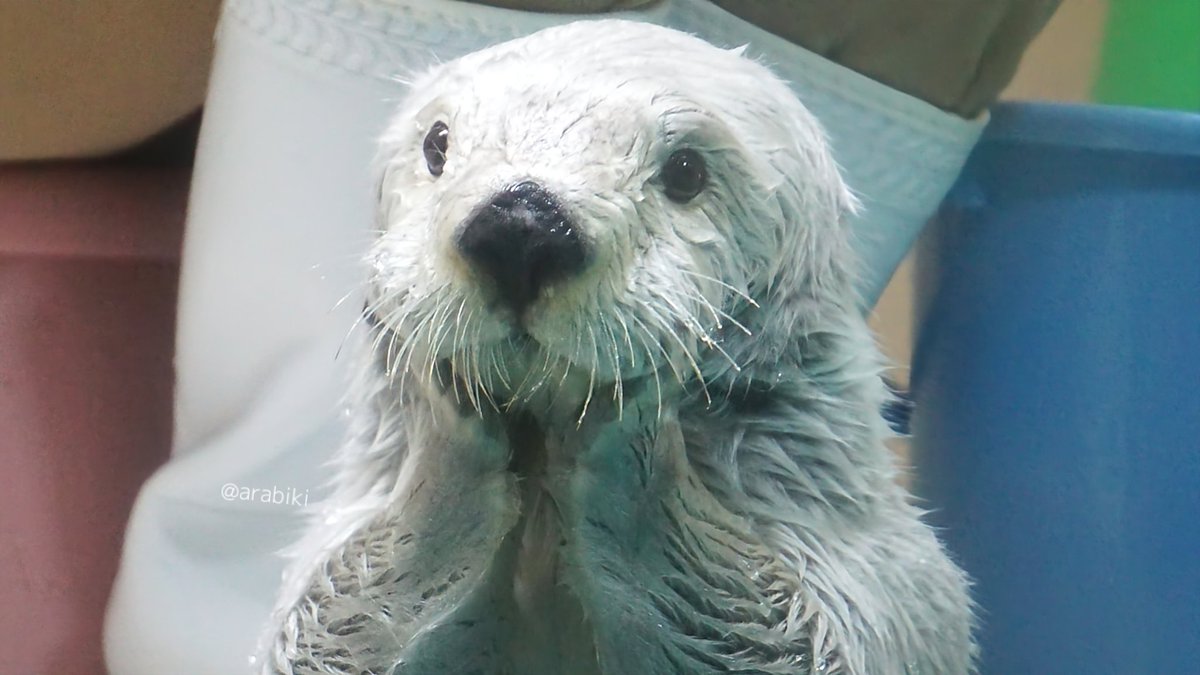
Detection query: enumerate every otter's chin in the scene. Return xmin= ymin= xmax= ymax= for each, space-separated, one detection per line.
xmin=429 ymin=331 xmax=672 ymax=418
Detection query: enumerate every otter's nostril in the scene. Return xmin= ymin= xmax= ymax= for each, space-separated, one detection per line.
xmin=456 ymin=182 xmax=588 ymax=312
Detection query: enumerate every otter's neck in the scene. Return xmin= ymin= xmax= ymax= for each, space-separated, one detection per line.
xmin=682 ymin=286 xmax=901 ymax=526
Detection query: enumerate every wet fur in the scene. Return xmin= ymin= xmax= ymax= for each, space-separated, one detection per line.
xmin=257 ymin=20 xmax=976 ymax=675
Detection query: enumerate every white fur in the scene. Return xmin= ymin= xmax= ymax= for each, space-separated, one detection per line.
xmin=257 ymin=20 xmax=976 ymax=675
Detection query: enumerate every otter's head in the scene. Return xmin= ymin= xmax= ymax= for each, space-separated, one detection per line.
xmin=369 ymin=20 xmax=858 ymax=411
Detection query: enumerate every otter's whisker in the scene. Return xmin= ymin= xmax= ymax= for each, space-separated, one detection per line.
xmin=630 ymin=313 xmax=684 ymax=389
xmin=681 ymin=288 xmax=753 ymax=337
xmin=570 ymin=314 xmax=585 ymax=369
xmin=398 ymin=298 xmax=444 ymax=397
xmin=419 ymin=297 xmax=448 ymax=387
xmin=678 ymin=269 xmax=760 ymax=307
xmin=477 ymin=340 xmax=502 ymax=414
xmin=526 ymin=345 xmax=560 ymax=403
xmin=330 ymin=287 xmax=360 ymax=313
xmin=489 ymin=339 xmax=513 ymax=391
xmin=427 ymin=296 xmax=464 ymax=385
xmin=454 ymin=308 xmax=481 ymax=413
xmin=446 ymin=309 xmax=463 ymax=403
xmin=385 ymin=326 xmax=402 ymax=378
xmin=335 ymin=308 xmax=372 ymax=361
xmin=367 ymin=306 xmax=397 ymax=356
xmin=359 ymin=282 xmax=400 ymax=320
xmin=654 ymin=291 xmax=707 ymax=338
xmin=448 ymin=356 xmax=464 ymax=407
xmin=601 ymin=316 xmax=624 ymax=421
xmin=642 ymin=299 xmax=711 ymax=406
xmin=507 ymin=340 xmax=553 ymax=407
xmin=554 ymin=322 xmax=581 ymax=395
xmin=544 ymin=353 xmax=571 ymax=410
xmin=470 ymin=319 xmax=497 ymax=414
xmin=654 ymin=290 xmax=743 ymax=374
xmin=615 ymin=312 xmax=638 ymax=367
xmin=576 ymin=323 xmax=600 ymax=427
xmin=462 ymin=323 xmax=485 ymax=415
xmin=382 ymin=301 xmax=425 ymax=377
xmin=451 ymin=298 xmax=470 ymax=360
xmin=683 ymin=287 xmax=724 ymax=330
xmin=696 ymin=329 xmax=742 ymax=374
xmin=671 ymin=331 xmax=712 ymax=407
xmin=630 ymin=318 xmax=666 ymax=423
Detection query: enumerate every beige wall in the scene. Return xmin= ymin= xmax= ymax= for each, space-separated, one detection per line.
xmin=870 ymin=0 xmax=1110 ymax=390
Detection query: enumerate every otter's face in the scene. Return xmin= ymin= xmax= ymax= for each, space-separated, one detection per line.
xmin=367 ymin=22 xmax=853 ymax=411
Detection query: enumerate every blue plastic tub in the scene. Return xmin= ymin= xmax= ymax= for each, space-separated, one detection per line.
xmin=911 ymin=103 xmax=1200 ymax=674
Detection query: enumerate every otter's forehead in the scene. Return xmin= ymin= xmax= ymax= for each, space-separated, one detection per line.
xmin=422 ymin=67 xmax=714 ymax=148
xmin=438 ymin=74 xmax=658 ymax=163
xmin=404 ymin=20 xmax=794 ymax=151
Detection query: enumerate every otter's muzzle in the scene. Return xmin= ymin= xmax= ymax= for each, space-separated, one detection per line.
xmin=456 ymin=181 xmax=588 ymax=313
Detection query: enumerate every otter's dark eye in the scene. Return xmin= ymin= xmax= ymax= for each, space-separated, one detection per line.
xmin=661 ymin=149 xmax=707 ymax=203
xmin=423 ymin=121 xmax=449 ymax=177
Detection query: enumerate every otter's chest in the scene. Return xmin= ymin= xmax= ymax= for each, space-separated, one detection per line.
xmin=497 ymin=414 xmax=605 ymax=675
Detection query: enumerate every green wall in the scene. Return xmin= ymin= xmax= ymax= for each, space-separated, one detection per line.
xmin=1094 ymin=0 xmax=1200 ymax=111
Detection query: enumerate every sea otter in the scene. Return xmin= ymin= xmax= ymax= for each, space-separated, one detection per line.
xmin=257 ymin=20 xmax=976 ymax=675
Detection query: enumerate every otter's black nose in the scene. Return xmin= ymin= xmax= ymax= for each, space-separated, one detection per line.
xmin=457 ymin=181 xmax=588 ymax=312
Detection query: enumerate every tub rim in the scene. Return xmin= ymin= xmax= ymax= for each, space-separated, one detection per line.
xmin=983 ymin=102 xmax=1200 ymax=158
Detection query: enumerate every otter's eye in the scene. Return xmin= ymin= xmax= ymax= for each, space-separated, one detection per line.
xmin=661 ymin=149 xmax=707 ymax=203
xmin=423 ymin=121 xmax=450 ymax=177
